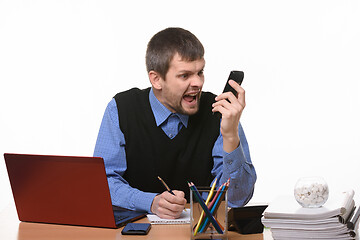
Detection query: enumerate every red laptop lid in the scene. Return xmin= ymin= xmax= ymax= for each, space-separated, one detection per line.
xmin=4 ymin=153 xmax=117 ymax=228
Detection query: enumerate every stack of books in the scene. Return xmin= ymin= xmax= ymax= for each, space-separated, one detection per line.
xmin=262 ymin=189 xmax=359 ymax=240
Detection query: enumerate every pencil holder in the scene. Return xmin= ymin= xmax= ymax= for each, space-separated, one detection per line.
xmin=190 ymin=186 xmax=228 ymax=240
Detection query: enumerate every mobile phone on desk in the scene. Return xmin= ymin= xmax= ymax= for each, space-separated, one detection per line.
xmin=121 ymin=223 xmax=151 ymax=235
xmin=223 ymin=70 xmax=244 ymax=97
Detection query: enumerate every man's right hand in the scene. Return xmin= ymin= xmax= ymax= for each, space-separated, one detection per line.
xmin=150 ymin=190 xmax=187 ymax=219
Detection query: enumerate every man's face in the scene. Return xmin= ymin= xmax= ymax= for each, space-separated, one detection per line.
xmin=158 ymin=53 xmax=205 ymax=115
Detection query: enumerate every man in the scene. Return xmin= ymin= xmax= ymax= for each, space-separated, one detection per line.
xmin=94 ymin=27 xmax=256 ymax=219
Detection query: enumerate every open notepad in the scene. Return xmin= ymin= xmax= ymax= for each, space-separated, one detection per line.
xmin=146 ymin=209 xmax=190 ymax=224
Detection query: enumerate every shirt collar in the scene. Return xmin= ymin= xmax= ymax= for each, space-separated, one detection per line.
xmin=149 ymin=88 xmax=189 ymax=127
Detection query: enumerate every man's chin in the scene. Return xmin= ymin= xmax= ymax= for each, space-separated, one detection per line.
xmin=185 ymin=109 xmax=198 ymax=116
xmin=181 ymin=105 xmax=199 ymax=116
xmin=181 ymin=98 xmax=200 ymax=115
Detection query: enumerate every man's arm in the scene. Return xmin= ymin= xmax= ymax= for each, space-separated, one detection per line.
xmin=93 ymin=99 xmax=157 ymax=213
xmin=211 ymin=122 xmax=256 ymax=207
xmin=211 ymin=80 xmax=256 ymax=206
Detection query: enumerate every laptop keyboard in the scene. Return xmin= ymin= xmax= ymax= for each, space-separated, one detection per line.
xmin=116 ymin=215 xmax=129 ymax=221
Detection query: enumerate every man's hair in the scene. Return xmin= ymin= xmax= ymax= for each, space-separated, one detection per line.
xmin=145 ymin=27 xmax=204 ymax=79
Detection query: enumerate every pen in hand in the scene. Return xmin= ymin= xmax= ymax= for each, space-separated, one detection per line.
xmin=157 ymin=176 xmax=175 ymax=195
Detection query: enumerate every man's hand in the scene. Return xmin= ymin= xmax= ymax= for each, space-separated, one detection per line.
xmin=150 ymin=190 xmax=187 ymax=219
xmin=212 ymin=79 xmax=246 ymax=152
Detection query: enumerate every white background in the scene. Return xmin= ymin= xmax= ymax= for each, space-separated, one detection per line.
xmin=1 ymin=0 xmax=360 ymax=212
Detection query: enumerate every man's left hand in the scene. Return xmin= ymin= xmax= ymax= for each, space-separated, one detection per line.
xmin=212 ymin=79 xmax=245 ymax=152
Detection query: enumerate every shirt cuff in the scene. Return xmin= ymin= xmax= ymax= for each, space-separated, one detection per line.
xmin=129 ymin=191 xmax=158 ymax=213
xmin=223 ymin=144 xmax=246 ymax=174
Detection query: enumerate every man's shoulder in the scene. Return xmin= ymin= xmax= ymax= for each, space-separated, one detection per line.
xmin=113 ymin=87 xmax=151 ymax=116
xmin=113 ymin=87 xmax=150 ymax=100
xmin=113 ymin=87 xmax=152 ymax=129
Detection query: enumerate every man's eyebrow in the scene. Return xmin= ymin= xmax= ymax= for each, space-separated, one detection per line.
xmin=176 ymin=70 xmax=193 ymax=74
xmin=177 ymin=68 xmax=204 ymax=74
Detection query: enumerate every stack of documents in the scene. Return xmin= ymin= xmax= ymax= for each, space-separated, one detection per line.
xmin=262 ymin=189 xmax=359 ymax=240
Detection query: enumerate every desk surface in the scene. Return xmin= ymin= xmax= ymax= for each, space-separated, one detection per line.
xmin=0 ymin=203 xmax=273 ymax=240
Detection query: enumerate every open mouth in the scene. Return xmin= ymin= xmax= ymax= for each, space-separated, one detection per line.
xmin=183 ymin=92 xmax=198 ymax=103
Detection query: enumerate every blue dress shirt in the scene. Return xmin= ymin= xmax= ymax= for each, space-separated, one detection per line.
xmin=94 ymin=88 xmax=256 ymax=213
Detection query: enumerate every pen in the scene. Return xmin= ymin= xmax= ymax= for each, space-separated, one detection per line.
xmin=157 ymin=176 xmax=175 ymax=195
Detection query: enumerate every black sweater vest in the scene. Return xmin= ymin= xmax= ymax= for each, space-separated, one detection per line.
xmin=114 ymin=88 xmax=220 ymax=200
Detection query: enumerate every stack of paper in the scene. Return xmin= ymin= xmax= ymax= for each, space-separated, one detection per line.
xmin=262 ymin=189 xmax=359 ymax=240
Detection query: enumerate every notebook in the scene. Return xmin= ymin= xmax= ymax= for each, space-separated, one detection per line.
xmin=3 ymin=153 xmax=146 ymax=228
xmin=147 ymin=208 xmax=191 ymax=224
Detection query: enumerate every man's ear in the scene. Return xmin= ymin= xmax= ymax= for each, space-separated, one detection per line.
xmin=148 ymin=71 xmax=162 ymax=90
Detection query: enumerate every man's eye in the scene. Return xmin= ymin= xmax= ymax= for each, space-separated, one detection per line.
xmin=180 ymin=74 xmax=188 ymax=79
xmin=198 ymin=71 xmax=204 ymax=76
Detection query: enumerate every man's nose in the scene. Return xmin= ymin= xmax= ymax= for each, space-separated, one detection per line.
xmin=190 ymin=74 xmax=204 ymax=87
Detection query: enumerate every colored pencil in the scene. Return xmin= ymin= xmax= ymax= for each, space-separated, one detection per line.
xmin=193 ymin=178 xmax=217 ymax=236
xmin=196 ymin=182 xmax=225 ymax=233
xmin=199 ymin=179 xmax=229 ymax=233
xmin=188 ymin=182 xmax=223 ymax=234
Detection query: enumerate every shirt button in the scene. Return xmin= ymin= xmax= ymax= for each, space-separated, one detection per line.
xmin=169 ymin=134 xmax=173 ymax=138
xmin=228 ymin=160 xmax=233 ymax=165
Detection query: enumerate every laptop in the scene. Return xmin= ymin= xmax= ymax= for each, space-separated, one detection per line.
xmin=3 ymin=153 xmax=146 ymax=228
